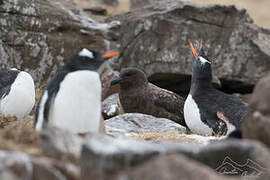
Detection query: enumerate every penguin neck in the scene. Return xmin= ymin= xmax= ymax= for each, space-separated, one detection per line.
xmin=190 ymin=71 xmax=213 ymax=95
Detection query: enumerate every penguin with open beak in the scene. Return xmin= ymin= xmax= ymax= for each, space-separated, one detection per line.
xmin=183 ymin=41 xmax=248 ymax=136
xmin=35 ymin=48 xmax=119 ymax=133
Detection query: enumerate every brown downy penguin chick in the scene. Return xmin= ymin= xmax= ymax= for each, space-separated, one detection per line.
xmin=111 ymin=67 xmax=186 ymax=127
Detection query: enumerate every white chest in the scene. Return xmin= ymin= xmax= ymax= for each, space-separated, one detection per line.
xmin=50 ymin=70 xmax=101 ymax=133
xmin=0 ymin=71 xmax=35 ymax=118
xmin=184 ymin=94 xmax=212 ymax=136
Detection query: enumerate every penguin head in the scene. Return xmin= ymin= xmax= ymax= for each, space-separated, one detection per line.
xmin=66 ymin=48 xmax=119 ymax=71
xmin=111 ymin=67 xmax=148 ymax=89
xmin=190 ymin=41 xmax=212 ymax=80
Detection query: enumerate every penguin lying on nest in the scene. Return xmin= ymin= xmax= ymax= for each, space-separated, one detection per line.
xmin=35 ymin=48 xmax=119 ymax=133
xmin=184 ymin=41 xmax=248 ymax=136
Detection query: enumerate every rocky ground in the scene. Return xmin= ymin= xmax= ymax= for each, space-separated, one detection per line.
xmin=1 ymin=0 xmax=270 ymax=179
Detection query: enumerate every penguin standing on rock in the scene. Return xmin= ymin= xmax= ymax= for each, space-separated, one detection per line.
xmin=184 ymin=41 xmax=248 ymax=136
xmin=35 ymin=48 xmax=119 ymax=133
xmin=0 ymin=68 xmax=35 ymax=119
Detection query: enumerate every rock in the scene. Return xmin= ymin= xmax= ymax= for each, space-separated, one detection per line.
xmin=108 ymin=0 xmax=270 ymax=94
xmin=83 ymin=6 xmax=108 ymax=16
xmin=242 ymin=74 xmax=270 ymax=148
xmin=104 ymin=113 xmax=186 ymax=137
xmin=0 ymin=151 xmax=66 ymax=180
xmin=0 ymin=0 xmax=117 ymax=86
xmin=38 ymin=127 xmax=270 ymax=179
xmin=102 ymin=93 xmax=123 ymax=119
xmin=39 ymin=127 xmax=84 ymax=163
xmin=130 ymin=0 xmax=152 ymax=9
xmin=97 ymin=0 xmax=118 ymax=6
xmin=80 ymin=133 xmax=270 ymax=179
xmin=116 ymin=154 xmax=236 ymax=180
xmin=99 ymin=59 xmax=121 ymax=100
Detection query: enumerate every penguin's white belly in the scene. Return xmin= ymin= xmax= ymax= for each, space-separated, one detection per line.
xmin=184 ymin=94 xmax=212 ymax=136
xmin=0 ymin=72 xmax=35 ymax=118
xmin=50 ymin=70 xmax=101 ymax=133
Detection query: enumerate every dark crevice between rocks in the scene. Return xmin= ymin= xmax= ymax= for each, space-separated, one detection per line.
xmin=148 ymin=73 xmax=254 ymax=98
xmin=219 ymin=78 xmax=254 ymax=94
xmin=148 ymin=73 xmax=191 ymax=97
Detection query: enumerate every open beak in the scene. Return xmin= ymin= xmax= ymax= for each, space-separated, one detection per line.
xmin=110 ymin=77 xmax=122 ymax=86
xmin=190 ymin=42 xmax=198 ymax=59
xmin=102 ymin=51 xmax=120 ymax=59
xmin=190 ymin=40 xmax=203 ymax=59
xmin=199 ymin=40 xmax=202 ymax=51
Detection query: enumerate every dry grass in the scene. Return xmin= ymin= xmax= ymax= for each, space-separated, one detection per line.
xmin=130 ymin=132 xmax=197 ymax=143
xmin=129 ymin=131 xmax=199 ymax=143
xmin=0 ymin=114 xmax=40 ymax=155
xmin=128 ymin=130 xmax=222 ymax=144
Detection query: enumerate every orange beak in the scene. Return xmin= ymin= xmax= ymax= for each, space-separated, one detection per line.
xmin=199 ymin=40 xmax=202 ymax=51
xmin=190 ymin=42 xmax=198 ymax=58
xmin=102 ymin=51 xmax=120 ymax=59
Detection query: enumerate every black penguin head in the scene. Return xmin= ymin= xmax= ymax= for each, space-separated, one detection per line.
xmin=65 ymin=48 xmax=119 ymax=71
xmin=111 ymin=67 xmax=148 ymax=89
xmin=190 ymin=42 xmax=212 ymax=80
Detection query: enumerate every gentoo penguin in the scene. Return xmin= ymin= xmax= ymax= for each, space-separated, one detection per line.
xmin=183 ymin=42 xmax=248 ymax=136
xmin=0 ymin=68 xmax=35 ymax=118
xmin=111 ymin=67 xmax=186 ymax=126
xmin=35 ymin=48 xmax=119 ymax=133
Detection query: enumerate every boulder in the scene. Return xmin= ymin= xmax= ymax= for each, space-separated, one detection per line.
xmin=0 ymin=0 xmax=118 ymax=86
xmin=38 ymin=128 xmax=270 ymax=179
xmin=104 ymin=113 xmax=186 ymax=137
xmin=80 ymin=134 xmax=270 ymax=179
xmin=39 ymin=127 xmax=84 ymax=163
xmin=0 ymin=151 xmax=67 ymax=180
xmin=130 ymin=0 xmax=152 ymax=9
xmin=116 ymin=154 xmax=236 ymax=180
xmin=242 ymin=74 xmax=270 ymax=148
xmin=108 ymin=0 xmax=270 ymax=94
xmin=102 ymin=93 xmax=123 ymax=119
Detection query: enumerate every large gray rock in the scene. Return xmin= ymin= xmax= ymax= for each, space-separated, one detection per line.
xmin=0 ymin=0 xmax=118 ymax=86
xmin=39 ymin=127 xmax=85 ymax=163
xmin=80 ymin=135 xmax=270 ymax=179
xmin=242 ymin=74 xmax=270 ymax=149
xmin=116 ymin=154 xmax=236 ymax=180
xmin=108 ymin=0 xmax=270 ymax=94
xmin=104 ymin=113 xmax=187 ymax=137
xmin=39 ymin=128 xmax=270 ymax=179
xmin=0 ymin=151 xmax=67 ymax=180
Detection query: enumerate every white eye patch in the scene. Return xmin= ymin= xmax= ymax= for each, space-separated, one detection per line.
xmin=78 ymin=48 xmax=94 ymax=59
xmin=198 ymin=56 xmax=211 ymax=64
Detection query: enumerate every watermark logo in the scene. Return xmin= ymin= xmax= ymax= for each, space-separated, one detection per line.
xmin=216 ymin=156 xmax=268 ymax=178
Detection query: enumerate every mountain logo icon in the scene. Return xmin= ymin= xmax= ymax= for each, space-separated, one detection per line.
xmin=216 ymin=156 xmax=269 ymax=177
